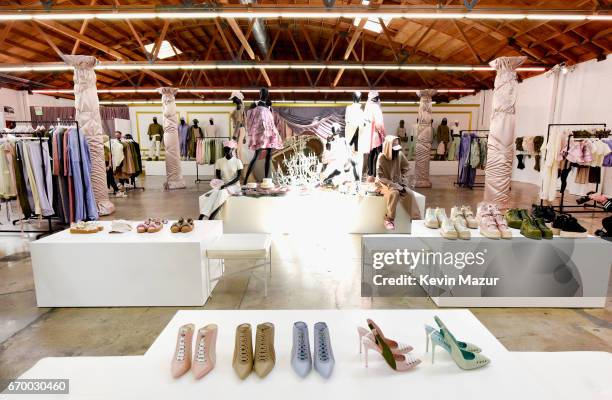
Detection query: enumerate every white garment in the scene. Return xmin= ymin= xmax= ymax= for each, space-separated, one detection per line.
xmin=345 ymin=103 xmax=364 ymax=151
xmin=199 ymin=185 xmax=241 ymax=218
xmin=540 ymin=130 xmax=569 ymax=202
xmin=110 ymin=138 xmax=124 ymax=169
xmin=205 ymin=124 xmax=219 ymax=138
xmin=590 ymin=140 xmax=611 ymax=167
xmin=150 ymin=136 xmax=161 ymax=158
xmin=214 ymin=156 xmax=243 ymax=186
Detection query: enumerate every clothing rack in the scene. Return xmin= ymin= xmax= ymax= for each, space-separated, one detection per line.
xmin=453 ymin=130 xmax=489 ymax=189
xmin=195 ymin=135 xmax=230 ymax=184
xmin=0 ymin=119 xmax=83 ymax=237
xmin=541 ymin=123 xmax=609 ymax=213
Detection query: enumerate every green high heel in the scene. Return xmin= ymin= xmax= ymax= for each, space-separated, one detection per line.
xmin=434 ymin=316 xmax=490 ymax=370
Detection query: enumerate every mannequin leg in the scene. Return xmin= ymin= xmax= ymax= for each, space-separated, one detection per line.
xmin=323 ymin=170 xmax=341 ymax=185
xmin=367 ymin=146 xmax=382 ymax=177
xmin=243 ymin=148 xmax=262 ymax=184
xmin=264 ymin=148 xmax=272 ymax=178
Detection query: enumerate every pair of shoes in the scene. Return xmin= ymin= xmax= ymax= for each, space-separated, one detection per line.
xmin=291 ymin=322 xmax=335 ymax=378
xmin=115 ymin=191 xmax=127 ymax=198
xmin=170 ymin=217 xmax=194 ymax=233
xmin=576 ymin=191 xmax=596 ymax=205
xmin=449 ymin=207 xmax=473 ymax=239
xmin=594 ymin=229 xmax=612 ymax=241
xmin=383 ymin=219 xmax=395 ymax=231
xmin=531 ymin=204 xmax=556 ymax=223
xmin=552 ymin=214 xmax=588 ymax=238
xmin=477 ymin=203 xmax=512 ymax=239
xmin=69 ymin=221 xmax=103 ymax=234
xmin=424 ymin=207 xmax=439 ymax=228
xmin=450 ymin=206 xmax=478 ymax=229
xmin=520 ymin=216 xmax=553 ymax=240
xmin=425 ymin=208 xmax=461 ymax=239
xmin=233 ymin=323 xmax=275 ymax=379
xmin=171 ymin=323 xmax=218 ymax=379
xmin=361 ymin=319 xmax=420 ymax=371
xmin=426 ymin=316 xmax=490 ymax=370
xmin=504 ymin=208 xmax=529 ymax=229
xmin=137 ymin=218 xmax=165 ymax=233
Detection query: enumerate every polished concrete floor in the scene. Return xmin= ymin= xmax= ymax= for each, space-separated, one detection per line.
xmin=1 ymin=175 xmax=610 ymax=383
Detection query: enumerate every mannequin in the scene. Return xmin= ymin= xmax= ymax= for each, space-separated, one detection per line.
xmin=321 ymin=123 xmax=356 ymax=186
xmin=147 ymin=116 xmax=163 ymax=161
xmin=199 ymin=140 xmax=243 ymax=220
xmin=243 ymin=88 xmax=283 ymax=184
xmin=188 ymin=118 xmax=203 ymax=160
xmin=178 ymin=117 xmax=189 ymax=160
xmin=205 ymin=117 xmax=219 ymax=138
xmin=362 ymin=91 xmax=386 ymax=182
xmin=435 ymin=118 xmax=450 ymax=160
xmin=448 ymin=120 xmax=461 ymax=161
xmin=230 ymin=91 xmax=249 ymax=163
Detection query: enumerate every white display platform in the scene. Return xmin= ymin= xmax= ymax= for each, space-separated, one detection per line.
xmin=407 ymin=160 xmax=485 ymax=176
xmin=409 ymin=220 xmax=611 ymax=308
xmin=217 ymin=190 xmax=426 ymax=234
xmin=144 ymin=160 xmax=214 ymax=176
xmin=5 ymin=310 xmax=611 ymax=400
xmin=29 ymin=221 xmax=223 ymax=307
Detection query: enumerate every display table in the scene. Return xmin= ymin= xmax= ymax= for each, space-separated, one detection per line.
xmin=408 ymin=220 xmax=611 ymax=308
xmin=29 ymin=221 xmax=223 ymax=307
xmin=215 ymin=190 xmax=425 ymax=234
xmin=5 ymin=310 xmax=611 ymax=400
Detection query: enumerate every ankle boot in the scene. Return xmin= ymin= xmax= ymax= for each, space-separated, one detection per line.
xmin=254 ymin=323 xmax=276 ymax=378
xmin=233 ymin=323 xmax=253 ymax=379
xmin=171 ymin=324 xmax=194 ymax=378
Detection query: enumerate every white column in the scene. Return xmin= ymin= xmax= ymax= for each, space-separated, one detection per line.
xmin=158 ymin=87 xmax=186 ymax=190
xmin=62 ymin=55 xmax=114 ymax=215
xmin=414 ymin=89 xmax=437 ymax=188
xmin=484 ymin=56 xmax=526 ymax=207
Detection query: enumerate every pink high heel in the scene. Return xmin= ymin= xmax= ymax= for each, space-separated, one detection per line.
xmin=357 ymin=326 xmax=413 ymax=355
xmin=191 ymin=324 xmax=218 ymax=379
xmin=361 ymin=335 xmax=420 ymax=371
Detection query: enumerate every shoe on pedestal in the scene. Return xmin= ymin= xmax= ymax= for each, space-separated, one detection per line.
xmin=171 ymin=324 xmax=194 ymax=378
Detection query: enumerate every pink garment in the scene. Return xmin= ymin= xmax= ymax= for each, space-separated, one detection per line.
xmin=247 ymin=106 xmax=283 ymax=150
xmin=566 ymin=140 xmax=593 ymax=164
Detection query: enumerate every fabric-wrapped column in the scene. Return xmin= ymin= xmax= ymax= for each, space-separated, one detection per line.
xmin=62 ymin=55 xmax=114 ymax=215
xmin=158 ymin=87 xmax=186 ymax=190
xmin=484 ymin=56 xmax=526 ymax=207
xmin=414 ymin=89 xmax=437 ymax=188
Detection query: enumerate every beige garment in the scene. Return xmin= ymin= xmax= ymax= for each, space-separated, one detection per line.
xmin=159 ymin=87 xmax=186 ymax=190
xmin=380 ymin=185 xmax=417 ymax=220
xmin=22 ymin=142 xmax=41 ymax=215
xmin=414 ymin=89 xmax=436 ymax=188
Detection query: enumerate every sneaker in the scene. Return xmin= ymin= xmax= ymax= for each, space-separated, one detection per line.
xmin=436 ymin=208 xmax=458 ymax=239
xmin=505 ymin=208 xmax=527 ymax=229
xmin=520 ymin=216 xmax=542 ymax=240
xmin=479 ymin=214 xmax=501 ymax=239
xmin=493 ymin=213 xmax=513 ymax=239
xmin=534 ymin=218 xmax=553 ymax=240
xmin=460 ymin=206 xmax=478 ymax=229
xmin=558 ymin=215 xmax=588 ymax=238
xmin=452 ymin=216 xmax=471 ymax=240
xmin=115 ymin=191 xmax=127 ymax=198
xmin=532 ymin=204 xmax=556 ymax=223
xmin=425 ymin=208 xmax=439 ymax=229
xmin=384 ymin=219 xmax=396 ymax=231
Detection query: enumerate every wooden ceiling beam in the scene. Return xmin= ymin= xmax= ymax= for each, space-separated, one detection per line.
xmin=227 ymin=19 xmax=255 ymax=60
xmin=31 ymin=23 xmax=64 ymax=59
xmin=151 ymin=20 xmax=170 ymax=61
xmin=452 ymin=20 xmax=483 ymax=63
xmin=72 ymin=0 xmax=97 ymax=55
xmin=332 ymin=18 xmax=367 ymax=87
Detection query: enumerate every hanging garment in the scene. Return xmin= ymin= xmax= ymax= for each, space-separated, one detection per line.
xmin=246 ymin=105 xmax=283 ymax=151
xmin=178 ymin=123 xmax=189 ymax=158
xmin=540 ymin=130 xmax=570 ymax=202
xmin=469 ymin=138 xmax=481 ymax=168
xmin=479 ymin=138 xmax=488 ymax=168
xmin=436 ymin=141 xmax=446 ymax=156
xmin=345 ymin=103 xmax=364 ymax=152
xmin=361 ymin=100 xmax=385 ymax=153
xmin=458 ymin=134 xmax=477 ymax=188
xmin=205 ymin=124 xmax=219 ymax=138
xmin=406 ymin=136 xmax=416 ymax=161
xmin=603 ymin=140 xmax=612 ymax=167
xmin=188 ymin=126 xmax=203 ymax=158
xmin=67 ymin=128 xmax=99 ymax=222
xmin=26 ymin=141 xmax=54 ymax=217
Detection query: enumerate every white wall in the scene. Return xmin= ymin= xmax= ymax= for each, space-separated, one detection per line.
xmin=0 ymin=88 xmax=74 ymax=127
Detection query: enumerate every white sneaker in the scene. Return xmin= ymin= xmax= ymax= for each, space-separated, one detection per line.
xmin=425 ymin=208 xmax=439 ymax=229
xmin=115 ymin=191 xmax=127 ymax=198
xmin=452 ymin=217 xmax=471 ymax=240
xmin=436 ymin=208 xmax=458 ymax=239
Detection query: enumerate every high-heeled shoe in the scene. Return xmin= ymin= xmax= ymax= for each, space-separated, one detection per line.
xmin=171 ymin=323 xmax=194 ymax=378
xmin=357 ymin=326 xmax=413 ymax=355
xmin=432 ymin=316 xmax=490 ymax=370
xmin=191 ymin=324 xmax=217 ymax=379
xmin=425 ymin=325 xmax=481 ymax=353
xmin=361 ymin=334 xmax=420 ymax=371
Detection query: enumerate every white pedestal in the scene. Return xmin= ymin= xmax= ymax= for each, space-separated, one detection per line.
xmin=7 ymin=310 xmax=611 ymax=400
xmin=409 ymin=220 xmax=611 ymax=308
xmin=29 ymin=221 xmax=223 ymax=307
xmin=215 ymin=190 xmax=425 ymax=234
xmin=144 ymin=160 xmax=214 ymax=177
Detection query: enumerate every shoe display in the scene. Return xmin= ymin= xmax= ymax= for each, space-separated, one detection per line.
xmin=531 ymin=204 xmax=556 ymax=223
xmin=364 ymin=320 xmax=421 ymax=371
xmin=291 ymin=322 xmax=312 ymax=378
xmin=520 ymin=216 xmax=542 ymax=240
xmin=492 ymin=213 xmax=513 ymax=239
xmin=232 ymin=323 xmax=253 ymax=379
xmin=171 ymin=323 xmax=194 ymax=378
xmin=556 ymin=214 xmax=588 ymax=238
xmin=69 ymin=221 xmax=104 ymax=234
xmin=137 ymin=218 xmax=165 ymax=233
xmin=253 ymin=323 xmax=275 ymax=378
xmin=479 ymin=214 xmax=501 ymax=239
xmin=357 ymin=326 xmax=413 ymax=355
xmin=452 ymin=216 xmax=471 ymax=240
xmin=460 ymin=206 xmax=479 ymax=229
xmin=432 ymin=316 xmax=490 ymax=370
xmin=313 ymin=322 xmax=335 ymax=378
xmin=171 ymin=218 xmax=194 ymax=233
xmin=425 ymin=325 xmax=481 ymax=353
xmin=504 ymin=208 xmax=528 ymax=229
xmin=436 ymin=208 xmax=458 ymax=239
xmin=534 ymin=217 xmax=553 ymax=240
xmin=191 ymin=324 xmax=218 ymax=379
xmin=424 ymin=207 xmax=439 ymax=229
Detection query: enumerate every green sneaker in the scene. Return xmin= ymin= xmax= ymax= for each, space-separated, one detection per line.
xmin=504 ymin=209 xmax=523 ymax=229
xmin=520 ymin=217 xmax=542 ymax=240
xmin=534 ymin=218 xmax=553 ymax=240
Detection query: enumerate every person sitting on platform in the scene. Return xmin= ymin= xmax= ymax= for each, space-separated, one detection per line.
xmin=376 ymin=135 xmax=420 ymax=231
xmin=199 ymin=140 xmax=243 ymax=220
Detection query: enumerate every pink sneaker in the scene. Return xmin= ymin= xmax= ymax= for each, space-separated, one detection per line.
xmin=493 ymin=213 xmax=513 ymax=239
xmin=479 ymin=214 xmax=501 ymax=239
xmin=192 ymin=324 xmax=218 ymax=379
xmin=171 ymin=324 xmax=194 ymax=378
xmin=384 ymin=220 xmax=396 ymax=231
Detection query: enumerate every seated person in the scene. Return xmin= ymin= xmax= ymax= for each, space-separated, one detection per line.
xmin=376 ymin=135 xmax=420 ymax=231
xmin=588 ymin=193 xmax=612 ymax=238
xmin=199 ymin=140 xmax=243 ymax=220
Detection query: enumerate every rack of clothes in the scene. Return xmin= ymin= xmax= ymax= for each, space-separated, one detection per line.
xmin=515 ymin=135 xmax=545 ymax=171
xmin=108 ymin=133 xmax=144 ymax=192
xmin=453 ymin=130 xmax=489 ymax=189
xmin=0 ymin=120 xmax=97 ymax=237
xmin=540 ymin=123 xmax=610 ymax=213
xmin=195 ymin=136 xmax=230 ymax=184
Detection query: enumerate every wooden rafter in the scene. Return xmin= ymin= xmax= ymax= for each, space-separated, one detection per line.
xmin=452 ymin=20 xmax=483 ymax=63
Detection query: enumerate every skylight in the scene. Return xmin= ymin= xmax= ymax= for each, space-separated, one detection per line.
xmin=353 ymin=0 xmax=392 ymax=33
xmin=144 ymin=40 xmax=182 ymax=60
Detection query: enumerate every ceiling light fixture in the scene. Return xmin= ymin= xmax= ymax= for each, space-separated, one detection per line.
xmin=97 ymin=99 xmax=433 ymax=105
xmin=33 ymin=88 xmax=476 ymax=95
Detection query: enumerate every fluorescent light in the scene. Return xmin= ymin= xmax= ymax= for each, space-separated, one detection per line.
xmin=465 ymin=13 xmax=525 ymax=20
xmin=526 ymin=14 xmax=587 ymax=20
xmin=143 ymin=40 xmax=182 ymax=60
xmin=587 ymin=15 xmax=612 ymax=20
